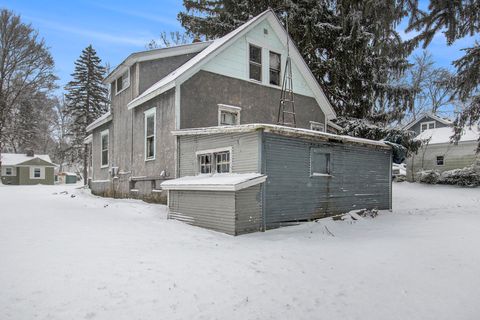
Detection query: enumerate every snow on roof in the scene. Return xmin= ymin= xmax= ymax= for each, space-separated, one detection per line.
xmin=161 ymin=173 xmax=267 ymax=191
xmin=172 ymin=124 xmax=391 ymax=149
xmin=415 ymin=126 xmax=479 ymax=144
xmin=104 ymin=41 xmax=212 ymax=84
xmin=86 ymin=111 xmax=112 ymax=132
xmin=126 ymin=10 xmax=336 ymax=119
xmin=0 ymin=153 xmax=53 ymax=166
xmin=403 ymin=113 xmax=452 ymax=130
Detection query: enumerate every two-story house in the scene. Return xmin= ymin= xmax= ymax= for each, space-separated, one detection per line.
xmin=86 ymin=9 xmax=337 ymax=202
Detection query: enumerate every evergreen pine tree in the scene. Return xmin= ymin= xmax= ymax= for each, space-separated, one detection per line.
xmin=178 ymin=0 xmax=415 ymax=124
xmin=64 ymin=45 xmax=109 ymax=184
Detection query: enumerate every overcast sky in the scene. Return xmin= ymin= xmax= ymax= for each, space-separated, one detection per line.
xmin=0 ymin=0 xmax=477 ymax=94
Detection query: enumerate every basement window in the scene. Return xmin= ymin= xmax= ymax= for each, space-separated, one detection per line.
xmin=145 ymin=108 xmax=156 ymax=161
xmin=269 ymin=51 xmax=281 ymax=86
xmin=115 ymin=69 xmax=130 ymax=95
xmin=197 ymin=148 xmax=232 ymax=174
xmin=436 ymin=156 xmax=444 ymax=166
xmin=249 ymin=44 xmax=262 ymax=82
xmin=101 ymin=129 xmax=109 ymax=168
xmin=310 ymin=148 xmax=331 ymax=176
xmin=218 ymin=104 xmax=241 ymax=126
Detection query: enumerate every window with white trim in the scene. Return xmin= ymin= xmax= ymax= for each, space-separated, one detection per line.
xmin=249 ymin=44 xmax=262 ymax=82
xmin=30 ymin=167 xmax=45 ymax=179
xmin=420 ymin=121 xmax=435 ymax=132
xmin=310 ymin=148 xmax=331 ymax=176
xmin=218 ymin=104 xmax=241 ymax=126
xmin=115 ymin=69 xmax=130 ymax=94
xmin=269 ymin=51 xmax=281 ymax=86
xmin=197 ymin=149 xmax=231 ymax=174
xmin=5 ymin=167 xmax=12 ymax=176
xmin=310 ymin=121 xmax=325 ymax=132
xmin=436 ymin=156 xmax=444 ymax=166
xmin=101 ymin=130 xmax=109 ymax=167
xmin=144 ymin=108 xmax=156 ymax=160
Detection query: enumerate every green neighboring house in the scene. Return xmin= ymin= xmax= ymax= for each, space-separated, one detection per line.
xmin=0 ymin=152 xmax=56 ymax=185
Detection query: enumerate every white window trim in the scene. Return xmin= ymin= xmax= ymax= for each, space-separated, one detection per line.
xmin=218 ymin=104 xmax=241 ymax=126
xmin=100 ymin=129 xmax=109 ymax=168
xmin=246 ymin=37 xmax=286 ymax=88
xmin=2 ymin=166 xmax=16 ymax=176
xmin=144 ymin=107 xmax=157 ymax=161
xmin=115 ymin=69 xmax=130 ymax=96
xmin=310 ymin=148 xmax=332 ymax=177
xmin=247 ymin=43 xmax=263 ymax=83
xmin=30 ymin=167 xmax=45 ymax=180
xmin=420 ymin=121 xmax=436 ymax=132
xmin=195 ymin=147 xmax=233 ymax=174
xmin=436 ymin=155 xmax=445 ymax=166
xmin=310 ymin=121 xmax=326 ymax=132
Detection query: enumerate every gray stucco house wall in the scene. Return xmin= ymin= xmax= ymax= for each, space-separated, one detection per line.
xmin=165 ymin=126 xmax=392 ymax=235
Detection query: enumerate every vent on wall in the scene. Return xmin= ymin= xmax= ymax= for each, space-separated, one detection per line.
xmin=264 ymin=28 xmax=268 ymax=35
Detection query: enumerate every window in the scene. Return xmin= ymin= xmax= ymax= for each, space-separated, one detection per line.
xmin=199 ymin=154 xmax=212 ymax=174
xmin=197 ymin=148 xmax=232 ymax=174
xmin=115 ymin=70 xmax=130 ymax=94
xmin=218 ymin=104 xmax=241 ymax=126
xmin=310 ymin=148 xmax=331 ymax=176
xmin=144 ymin=108 xmax=156 ymax=160
xmin=310 ymin=121 xmax=325 ymax=132
xmin=101 ymin=130 xmax=109 ymax=168
xmin=249 ymin=44 xmax=262 ymax=81
xmin=269 ymin=51 xmax=281 ymax=86
xmin=30 ymin=167 xmax=44 ymax=179
xmin=420 ymin=121 xmax=435 ymax=132
xmin=436 ymin=156 xmax=444 ymax=166
xmin=216 ymin=151 xmax=230 ymax=173
xmin=5 ymin=167 xmax=12 ymax=176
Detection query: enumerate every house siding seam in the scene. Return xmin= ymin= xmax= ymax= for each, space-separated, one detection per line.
xmin=263 ymin=133 xmax=391 ymax=228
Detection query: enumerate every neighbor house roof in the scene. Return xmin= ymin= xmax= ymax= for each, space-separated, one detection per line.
xmin=161 ymin=173 xmax=267 ymax=191
xmin=86 ymin=111 xmax=112 ymax=132
xmin=403 ymin=113 xmax=452 ymax=130
xmin=415 ymin=126 xmax=479 ymax=144
xmin=127 ymin=9 xmax=336 ymax=120
xmin=171 ymin=123 xmax=390 ymax=149
xmin=0 ymin=153 xmax=53 ymax=166
xmin=104 ymin=41 xmax=212 ymax=84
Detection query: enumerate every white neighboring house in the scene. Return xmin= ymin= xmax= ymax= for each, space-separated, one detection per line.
xmin=406 ymin=126 xmax=480 ymax=181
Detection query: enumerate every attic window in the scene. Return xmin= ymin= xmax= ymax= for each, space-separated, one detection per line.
xmin=218 ymin=104 xmax=241 ymax=126
xmin=249 ymin=44 xmax=262 ymax=82
xmin=263 ymin=28 xmax=268 ymax=35
xmin=115 ymin=69 xmax=130 ymax=95
xmin=269 ymin=51 xmax=281 ymax=86
xmin=420 ymin=121 xmax=435 ymax=132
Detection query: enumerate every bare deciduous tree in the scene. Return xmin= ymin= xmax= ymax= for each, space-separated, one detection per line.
xmin=146 ymin=31 xmax=193 ymax=49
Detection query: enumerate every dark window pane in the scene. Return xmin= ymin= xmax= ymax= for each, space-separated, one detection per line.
xmin=311 ymin=149 xmax=330 ymax=175
xmin=270 ymin=69 xmax=280 ymax=86
xmin=269 ymin=51 xmax=280 ymax=69
xmin=102 ymin=151 xmax=108 ymax=166
xmin=146 ymin=137 xmax=155 ymax=158
xmin=146 ymin=114 xmax=155 ymax=136
xmin=249 ymin=45 xmax=261 ymax=64
xmin=249 ymin=63 xmax=262 ymax=81
xmin=102 ymin=134 xmax=108 ymax=150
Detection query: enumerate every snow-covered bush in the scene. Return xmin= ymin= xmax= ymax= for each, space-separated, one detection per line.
xmin=417 ymin=170 xmax=440 ymax=184
xmin=438 ymin=162 xmax=480 ymax=187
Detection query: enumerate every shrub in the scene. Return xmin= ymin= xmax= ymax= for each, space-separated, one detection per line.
xmin=439 ymin=162 xmax=480 ymax=187
xmin=417 ymin=170 xmax=440 ymax=184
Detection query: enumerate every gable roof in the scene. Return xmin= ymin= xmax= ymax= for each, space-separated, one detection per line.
xmin=127 ymin=9 xmax=336 ymax=120
xmin=0 ymin=153 xmax=54 ymax=166
xmin=104 ymin=41 xmax=212 ymax=84
xmin=403 ymin=113 xmax=452 ymax=130
xmin=415 ymin=126 xmax=479 ymax=144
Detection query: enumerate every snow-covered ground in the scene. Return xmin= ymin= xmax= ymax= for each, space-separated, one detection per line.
xmin=1 ymin=183 xmax=479 ymax=320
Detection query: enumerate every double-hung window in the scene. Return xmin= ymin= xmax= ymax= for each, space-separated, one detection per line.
xmin=101 ymin=129 xmax=109 ymax=168
xmin=115 ymin=70 xmax=130 ymax=94
xmin=30 ymin=167 xmax=44 ymax=179
xmin=5 ymin=167 xmax=12 ymax=176
xmin=269 ymin=51 xmax=281 ymax=86
xmin=249 ymin=44 xmax=262 ymax=82
xmin=197 ymin=148 xmax=232 ymax=174
xmin=218 ymin=104 xmax=241 ymax=126
xmin=145 ymin=108 xmax=156 ymax=161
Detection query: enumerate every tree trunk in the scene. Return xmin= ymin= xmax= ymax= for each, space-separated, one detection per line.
xmin=83 ymin=143 xmax=88 ymax=185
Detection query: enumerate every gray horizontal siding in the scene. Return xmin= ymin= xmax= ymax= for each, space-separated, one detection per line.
xmin=235 ymin=184 xmax=262 ymax=235
xmin=178 ymin=131 xmax=260 ymax=176
xmin=263 ymin=133 xmax=391 ymax=228
xmin=169 ymin=190 xmax=236 ymax=235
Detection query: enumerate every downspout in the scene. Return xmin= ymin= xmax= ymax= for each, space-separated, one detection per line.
xmin=389 ymin=150 xmax=393 ymax=212
xmin=260 ymin=130 xmax=267 ymax=232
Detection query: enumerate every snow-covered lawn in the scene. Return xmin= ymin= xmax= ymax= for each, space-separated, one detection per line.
xmin=1 ymin=183 xmax=479 ymax=320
